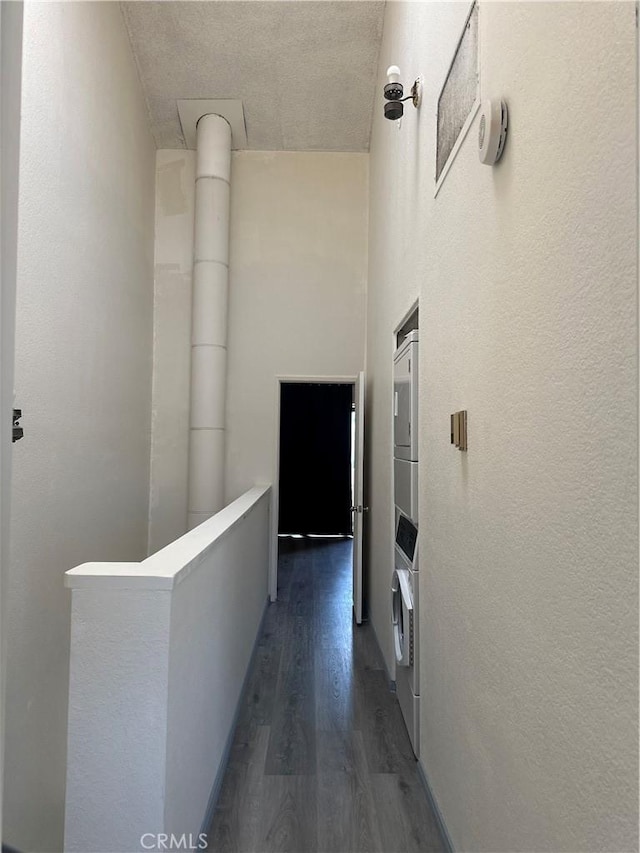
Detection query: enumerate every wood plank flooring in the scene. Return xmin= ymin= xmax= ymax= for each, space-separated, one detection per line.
xmin=207 ymin=538 xmax=443 ymax=853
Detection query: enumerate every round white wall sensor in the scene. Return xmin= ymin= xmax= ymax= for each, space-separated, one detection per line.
xmin=478 ymin=99 xmax=508 ymax=165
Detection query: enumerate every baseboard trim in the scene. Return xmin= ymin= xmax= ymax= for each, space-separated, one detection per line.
xmin=417 ymin=758 xmax=455 ymax=853
xmin=199 ymin=596 xmax=270 ymax=834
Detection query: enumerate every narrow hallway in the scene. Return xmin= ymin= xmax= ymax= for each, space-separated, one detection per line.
xmin=207 ymin=538 xmax=443 ymax=853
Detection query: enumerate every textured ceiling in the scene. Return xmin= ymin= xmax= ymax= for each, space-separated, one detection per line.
xmin=121 ymin=1 xmax=385 ymax=151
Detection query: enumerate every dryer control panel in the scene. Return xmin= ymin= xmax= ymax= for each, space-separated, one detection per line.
xmin=395 ymin=512 xmax=419 ymax=573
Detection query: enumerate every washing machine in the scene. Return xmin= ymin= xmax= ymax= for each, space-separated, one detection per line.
xmin=391 ymin=511 xmax=420 ymax=756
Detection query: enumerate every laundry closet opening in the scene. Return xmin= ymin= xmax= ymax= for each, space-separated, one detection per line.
xmin=278 ymin=382 xmax=355 ymax=538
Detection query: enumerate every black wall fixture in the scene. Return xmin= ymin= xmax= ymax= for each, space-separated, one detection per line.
xmin=12 ymin=408 xmax=23 ymax=442
xmin=278 ymin=383 xmax=353 ymax=535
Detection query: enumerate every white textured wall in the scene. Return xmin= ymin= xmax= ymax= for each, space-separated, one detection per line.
xmin=226 ymin=152 xmax=368 ymax=501
xmin=4 ymin=3 xmax=156 ymax=850
xmin=65 ymin=584 xmax=171 ymax=853
xmin=149 ymin=151 xmax=368 ymax=546
xmin=0 ymin=1 xmax=24 ymax=839
xmin=367 ymin=3 xmax=638 ymax=852
xmin=149 ymin=150 xmax=196 ymax=554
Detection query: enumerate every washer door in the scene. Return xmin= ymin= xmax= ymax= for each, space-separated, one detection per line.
xmin=391 ymin=568 xmax=413 ymax=667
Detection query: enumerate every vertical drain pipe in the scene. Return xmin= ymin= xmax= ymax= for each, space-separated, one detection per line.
xmin=188 ymin=114 xmax=231 ymax=530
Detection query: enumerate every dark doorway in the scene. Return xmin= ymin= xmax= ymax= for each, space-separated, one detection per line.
xmin=278 ymin=383 xmax=353 ymax=535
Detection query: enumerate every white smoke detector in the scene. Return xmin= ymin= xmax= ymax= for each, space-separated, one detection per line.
xmin=478 ymin=99 xmax=508 ymax=165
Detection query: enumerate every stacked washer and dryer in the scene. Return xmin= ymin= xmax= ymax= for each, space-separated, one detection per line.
xmin=392 ymin=329 xmax=420 ymax=756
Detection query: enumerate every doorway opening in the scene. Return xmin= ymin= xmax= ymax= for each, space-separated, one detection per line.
xmin=278 ymin=382 xmax=354 ymax=537
xmin=271 ymin=373 xmax=365 ymax=622
xmin=274 ymin=380 xmax=356 ymax=603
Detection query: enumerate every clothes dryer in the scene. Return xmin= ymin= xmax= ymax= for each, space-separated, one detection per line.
xmin=393 ymin=330 xmax=418 ymax=522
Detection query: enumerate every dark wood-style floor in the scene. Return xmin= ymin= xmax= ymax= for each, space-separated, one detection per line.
xmin=207 ymin=537 xmax=443 ymax=853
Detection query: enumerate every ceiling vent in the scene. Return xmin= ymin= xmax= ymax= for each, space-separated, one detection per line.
xmin=177 ymin=99 xmax=247 ymax=150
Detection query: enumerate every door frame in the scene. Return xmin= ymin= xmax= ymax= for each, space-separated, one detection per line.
xmin=391 ymin=299 xmax=420 ymax=679
xmin=270 ymin=374 xmax=358 ymax=602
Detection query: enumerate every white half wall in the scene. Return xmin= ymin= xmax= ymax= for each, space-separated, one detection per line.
xmin=164 ymin=492 xmax=270 ymax=833
xmin=64 ymin=486 xmax=271 ymax=852
xmin=367 ymin=2 xmax=638 ymax=852
xmin=149 ymin=151 xmax=368 ymax=550
xmin=4 ymin=4 xmax=156 ymax=850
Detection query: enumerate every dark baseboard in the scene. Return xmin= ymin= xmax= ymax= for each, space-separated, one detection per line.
xmin=417 ymin=758 xmax=455 ymax=853
xmin=366 ymin=615 xmax=397 ymax=692
xmin=199 ymin=596 xmax=270 ymax=835
xmin=366 ymin=611 xmax=451 ymax=851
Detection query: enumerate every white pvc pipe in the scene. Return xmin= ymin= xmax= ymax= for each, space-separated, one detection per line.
xmin=188 ymin=114 xmax=231 ymax=530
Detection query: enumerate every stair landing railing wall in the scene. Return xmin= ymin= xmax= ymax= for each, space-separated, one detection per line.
xmin=63 ymin=484 xmax=272 ymax=853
